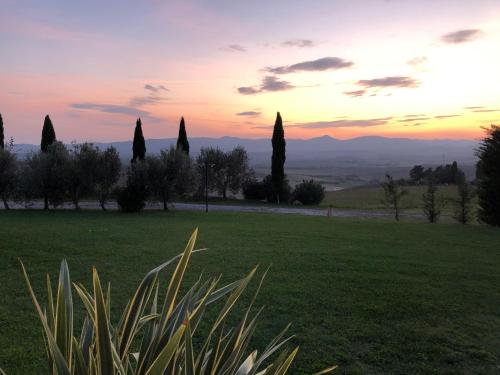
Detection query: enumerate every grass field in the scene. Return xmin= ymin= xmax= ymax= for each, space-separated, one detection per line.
xmin=323 ymin=185 xmax=464 ymax=212
xmin=0 ymin=211 xmax=499 ymax=374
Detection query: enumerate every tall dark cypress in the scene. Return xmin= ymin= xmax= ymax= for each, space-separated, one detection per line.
xmin=176 ymin=117 xmax=190 ymax=155
xmin=132 ymin=118 xmax=146 ymax=162
xmin=271 ymin=112 xmax=286 ymax=203
xmin=41 ymin=115 xmax=56 ymax=152
xmin=476 ymin=125 xmax=500 ymax=226
xmin=0 ymin=113 xmax=4 ymax=149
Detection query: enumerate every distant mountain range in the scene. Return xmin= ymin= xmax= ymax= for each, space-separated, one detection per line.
xmin=13 ymin=135 xmax=479 ymax=188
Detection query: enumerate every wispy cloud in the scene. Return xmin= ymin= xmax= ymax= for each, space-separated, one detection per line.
xmin=291 ymin=117 xmax=391 ymax=129
xmin=358 ymin=76 xmax=419 ymax=88
xmin=397 ymin=117 xmax=430 ymax=122
xmin=71 ymin=103 xmax=150 ymax=117
xmin=471 ymin=108 xmax=500 ymax=113
xmin=402 ymin=114 xmax=427 ymax=118
xmin=344 ymin=89 xmax=366 ymax=97
xmin=266 ymin=57 xmax=353 ymax=74
xmin=144 ymin=84 xmax=168 ymax=93
xmin=236 ymin=111 xmax=261 ymax=117
xmin=408 ymin=56 xmax=427 ymax=66
xmin=237 ymin=76 xmax=295 ymax=95
xmin=129 ymin=96 xmax=167 ymax=107
xmin=261 ymin=76 xmax=294 ymax=91
xmin=129 ymin=84 xmax=169 ymax=107
xmin=434 ymin=114 xmax=460 ymax=119
xmin=238 ymin=86 xmax=261 ymax=95
xmin=222 ymin=44 xmax=246 ymax=52
xmin=281 ymin=39 xmax=316 ymax=48
xmin=441 ymin=29 xmax=483 ymax=44
xmin=464 ymin=106 xmax=484 ymax=110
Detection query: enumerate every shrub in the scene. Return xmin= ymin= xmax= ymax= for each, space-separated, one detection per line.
xmin=116 ymin=185 xmax=146 ymax=212
xmin=117 ymin=161 xmax=148 ymax=212
xmin=19 ymin=229 xmax=337 ymax=375
xmin=292 ymin=179 xmax=326 ymax=205
xmin=243 ymin=179 xmax=267 ymax=201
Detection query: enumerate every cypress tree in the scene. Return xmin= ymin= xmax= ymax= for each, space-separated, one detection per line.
xmin=132 ymin=118 xmax=146 ymax=162
xmin=41 ymin=115 xmax=56 ymax=152
xmin=0 ymin=113 xmax=4 ymax=149
xmin=476 ymin=125 xmax=500 ymax=226
xmin=176 ymin=117 xmax=190 ymax=155
xmin=271 ymin=112 xmax=286 ymax=203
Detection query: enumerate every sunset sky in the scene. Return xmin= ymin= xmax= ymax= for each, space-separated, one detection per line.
xmin=1 ymin=0 xmax=500 ymax=143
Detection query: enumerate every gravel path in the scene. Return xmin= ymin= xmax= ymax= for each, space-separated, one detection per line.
xmin=1 ymin=200 xmax=424 ymax=220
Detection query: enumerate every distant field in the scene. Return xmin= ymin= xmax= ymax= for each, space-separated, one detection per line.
xmin=1 ymin=211 xmax=499 ymax=374
xmin=324 ymin=185 xmax=465 ymax=212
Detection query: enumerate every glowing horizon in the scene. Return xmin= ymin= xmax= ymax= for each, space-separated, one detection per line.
xmin=1 ymin=0 xmax=500 ymax=144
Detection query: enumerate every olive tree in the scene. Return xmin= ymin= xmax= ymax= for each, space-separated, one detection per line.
xmin=67 ymin=143 xmax=100 ymax=210
xmin=196 ymin=146 xmax=252 ymax=199
xmin=25 ymin=141 xmax=71 ymax=209
xmin=146 ymin=147 xmax=196 ymax=210
xmin=95 ymin=146 xmax=121 ymax=210
xmin=0 ymin=146 xmax=17 ymax=209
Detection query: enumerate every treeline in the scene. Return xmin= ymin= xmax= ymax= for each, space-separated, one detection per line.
xmin=408 ymin=161 xmax=464 ymax=185
xmin=381 ymin=125 xmax=500 ymax=227
xmin=0 ymin=112 xmax=325 ymax=211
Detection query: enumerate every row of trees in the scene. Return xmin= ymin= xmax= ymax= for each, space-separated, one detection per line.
xmin=382 ymin=125 xmax=500 ymax=227
xmin=1 ymin=112 xmax=323 ymax=210
xmin=382 ymin=171 xmax=476 ymax=224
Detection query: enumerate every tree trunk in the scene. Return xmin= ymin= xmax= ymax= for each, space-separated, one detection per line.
xmin=99 ymin=192 xmax=107 ymax=211
xmin=73 ymin=192 xmax=80 ymax=210
xmin=44 ymin=195 xmax=49 ymax=210
xmin=162 ymin=192 xmax=169 ymax=210
xmin=2 ymin=197 xmax=9 ymax=210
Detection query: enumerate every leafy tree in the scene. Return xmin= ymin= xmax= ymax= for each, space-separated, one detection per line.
xmin=196 ymin=147 xmax=226 ymax=198
xmin=292 ymin=179 xmax=325 ymax=205
xmin=176 ymin=117 xmax=190 ymax=155
xmin=0 ymin=113 xmax=4 ymax=150
xmin=221 ymin=146 xmax=252 ymax=199
xmin=132 ymin=118 xmax=146 ymax=163
xmin=117 ymin=161 xmax=148 ymax=212
xmin=271 ymin=112 xmax=286 ymax=203
xmin=95 ymin=146 xmax=122 ymax=210
xmin=476 ymin=125 xmax=500 ymax=226
xmin=409 ymin=165 xmax=425 ymax=185
xmin=146 ymin=147 xmax=196 ymax=210
xmin=0 ymin=146 xmax=17 ymax=209
xmin=381 ymin=174 xmax=407 ymax=221
xmin=453 ymin=175 xmax=476 ymax=224
xmin=422 ymin=178 xmax=443 ymax=223
xmin=67 ymin=143 xmax=100 ymax=210
xmin=26 ymin=141 xmax=71 ymax=209
xmin=196 ymin=147 xmax=252 ymax=199
xmin=41 ymin=115 xmax=56 ymax=152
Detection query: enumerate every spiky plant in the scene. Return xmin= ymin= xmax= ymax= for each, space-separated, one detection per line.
xmin=19 ymin=229 xmax=336 ymax=375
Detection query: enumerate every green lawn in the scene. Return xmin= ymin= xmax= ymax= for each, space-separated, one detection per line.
xmin=324 ymin=185 xmax=464 ymax=212
xmin=0 ymin=211 xmax=499 ymax=374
